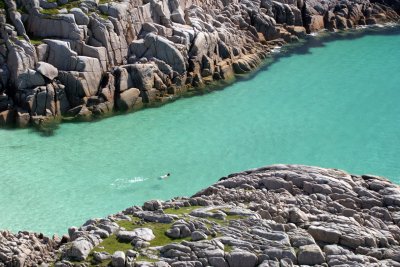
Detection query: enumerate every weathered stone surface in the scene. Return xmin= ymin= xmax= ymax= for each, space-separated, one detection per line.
xmin=93 ymin=251 xmax=111 ymax=262
xmin=64 ymin=237 xmax=94 ymax=261
xmin=36 ymin=61 xmax=58 ymax=80
xmin=191 ymin=231 xmax=207 ymax=241
xmin=308 ymin=225 xmax=341 ymax=244
xmin=226 ymin=250 xmax=258 ymax=267
xmin=130 ymin=33 xmax=186 ymax=74
xmin=135 ymin=211 xmax=174 ymax=223
xmin=70 ymin=8 xmax=89 ymax=26
xmin=143 ymin=200 xmax=163 ymax=211
xmin=116 ymin=88 xmax=141 ymax=111
xmin=17 ymin=69 xmax=46 ymax=89
xmin=111 ymin=251 xmax=125 ymax=267
xmin=297 ymin=244 xmax=325 ymax=265
xmin=27 ymin=14 xmax=81 ymax=40
xmin=117 ymin=228 xmax=155 ymax=242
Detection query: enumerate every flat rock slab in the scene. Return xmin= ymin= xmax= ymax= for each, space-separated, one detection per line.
xmin=117 ymin=228 xmax=155 ymax=242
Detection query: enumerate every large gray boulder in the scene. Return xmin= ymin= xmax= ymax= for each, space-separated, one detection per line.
xmin=259 ymin=177 xmax=293 ymax=192
xmin=191 ymin=231 xmax=207 ymax=241
xmin=143 ymin=200 xmax=163 ymax=211
xmin=123 ymin=64 xmax=155 ymax=91
xmin=70 ymin=8 xmax=89 ymax=25
xmin=9 ymin=11 xmax=26 ymax=36
xmin=208 ymin=257 xmax=228 ymax=267
xmin=6 ymin=39 xmax=37 ymax=89
xmin=111 ymin=251 xmax=125 ymax=267
xmin=129 ymin=33 xmax=186 ymax=74
xmin=188 ymin=31 xmax=219 ymax=61
xmin=36 ymin=61 xmax=58 ymax=80
xmin=135 ymin=211 xmax=174 ymax=223
xmin=260 ymin=247 xmax=297 ymax=263
xmin=117 ymin=228 xmax=155 ymax=242
xmin=59 ymin=71 xmax=101 ymax=105
xmin=25 ymin=86 xmax=56 ymax=116
xmin=65 ymin=238 xmax=93 ymax=261
xmin=116 ymin=88 xmax=141 ymax=111
xmin=27 ymin=14 xmax=81 ymax=40
xmin=44 ymin=40 xmax=77 ymax=71
xmin=297 ymin=244 xmax=325 ymax=265
xmin=89 ymin=16 xmax=128 ymax=66
xmin=226 ymin=250 xmax=258 ymax=267
xmin=93 ymin=251 xmax=111 ymax=262
xmin=308 ymin=224 xmax=341 ymax=244
xmin=16 ymin=69 xmax=46 ymax=89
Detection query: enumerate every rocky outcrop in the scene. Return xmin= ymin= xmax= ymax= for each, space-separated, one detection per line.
xmin=1 ymin=165 xmax=400 ymax=266
xmin=0 ymin=231 xmax=59 ymax=266
xmin=0 ymin=0 xmax=398 ymax=129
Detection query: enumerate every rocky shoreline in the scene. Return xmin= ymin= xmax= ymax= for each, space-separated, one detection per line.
xmin=0 ymin=0 xmax=399 ymax=130
xmin=1 ymin=164 xmax=400 ymax=266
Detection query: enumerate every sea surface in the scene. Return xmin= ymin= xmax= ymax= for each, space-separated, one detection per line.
xmin=1 ymin=26 xmax=399 ymax=235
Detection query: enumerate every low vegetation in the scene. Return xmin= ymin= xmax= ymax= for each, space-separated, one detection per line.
xmin=83 ymin=205 xmax=250 ymax=265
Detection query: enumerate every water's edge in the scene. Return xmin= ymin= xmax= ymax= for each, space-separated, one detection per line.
xmin=0 ymin=24 xmax=399 ymax=234
xmin=2 ymin=24 xmax=400 ymax=136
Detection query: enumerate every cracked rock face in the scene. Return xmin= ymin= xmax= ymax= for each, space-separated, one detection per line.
xmin=0 ymin=0 xmax=398 ymax=129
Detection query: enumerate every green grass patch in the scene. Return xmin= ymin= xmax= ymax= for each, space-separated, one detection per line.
xmin=226 ymin=214 xmax=246 ymax=220
xmin=40 ymin=8 xmax=59 ymax=15
xmin=0 ymin=0 xmax=5 ymax=9
xmin=224 ymin=244 xmax=234 ymax=253
xmin=92 ymin=235 xmax=133 ymax=254
xmin=99 ymin=13 xmax=109 ymax=20
xmin=59 ymin=0 xmax=81 ymax=11
xmin=88 ymin=219 xmax=194 ymax=265
xmin=87 ymin=234 xmax=133 ymax=266
xmin=116 ymin=217 xmax=142 ymax=230
xmin=30 ymin=37 xmax=44 ymax=45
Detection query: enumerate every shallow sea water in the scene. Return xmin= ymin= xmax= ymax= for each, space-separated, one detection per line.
xmin=1 ymin=26 xmax=399 ymax=235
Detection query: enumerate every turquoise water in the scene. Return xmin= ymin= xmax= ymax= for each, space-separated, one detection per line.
xmin=1 ymin=27 xmax=400 ymax=235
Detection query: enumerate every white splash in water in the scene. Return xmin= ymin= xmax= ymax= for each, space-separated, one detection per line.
xmin=271 ymin=46 xmax=281 ymax=53
xmin=128 ymin=177 xmax=148 ymax=183
xmin=111 ymin=177 xmax=148 ymax=188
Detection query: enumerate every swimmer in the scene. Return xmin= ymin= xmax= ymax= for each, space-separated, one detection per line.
xmin=159 ymin=173 xmax=170 ymax=180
